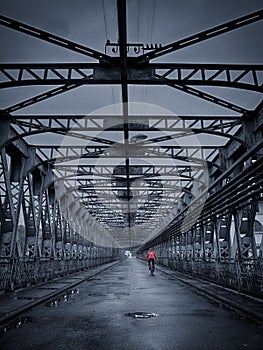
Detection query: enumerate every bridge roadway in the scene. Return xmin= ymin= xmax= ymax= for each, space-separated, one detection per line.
xmin=0 ymin=258 xmax=263 ymax=350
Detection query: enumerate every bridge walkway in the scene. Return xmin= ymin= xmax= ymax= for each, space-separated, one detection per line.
xmin=0 ymin=258 xmax=263 ymax=350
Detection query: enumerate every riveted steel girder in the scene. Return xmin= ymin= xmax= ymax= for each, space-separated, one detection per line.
xmin=0 ymin=2 xmax=262 ymax=256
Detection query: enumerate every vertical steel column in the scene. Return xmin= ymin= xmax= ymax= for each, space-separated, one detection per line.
xmin=41 ymin=188 xmax=53 ymax=258
xmin=0 ymin=149 xmax=15 ymax=257
xmin=9 ymin=151 xmax=26 ymax=258
xmin=22 ymin=174 xmax=38 ymax=258
xmin=200 ymin=223 xmax=206 ymax=260
xmin=233 ymin=209 xmax=244 ymax=291
xmin=213 ymin=217 xmax=221 ymax=260
xmin=233 ymin=209 xmax=244 ymax=260
xmin=54 ymin=201 xmax=64 ymax=259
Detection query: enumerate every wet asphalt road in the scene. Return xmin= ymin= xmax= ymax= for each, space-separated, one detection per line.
xmin=0 ymin=258 xmax=263 ymax=350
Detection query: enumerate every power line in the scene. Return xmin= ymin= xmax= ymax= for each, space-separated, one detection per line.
xmin=102 ymin=0 xmax=116 ymax=110
xmin=150 ymin=0 xmax=156 ymax=42
xmin=143 ymin=0 xmax=156 ymax=107
xmin=146 ymin=0 xmax=151 ymax=42
xmin=132 ymin=0 xmax=141 ymax=103
xmin=102 ymin=0 xmax=109 ymax=39
xmin=137 ymin=0 xmax=140 ymax=42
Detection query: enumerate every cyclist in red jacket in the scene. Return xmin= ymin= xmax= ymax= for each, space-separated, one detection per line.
xmin=146 ymin=248 xmax=157 ymax=271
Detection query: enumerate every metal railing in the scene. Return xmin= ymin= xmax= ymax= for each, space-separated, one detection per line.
xmin=0 ymin=255 xmax=118 ymax=292
xmin=156 ymin=257 xmax=263 ymax=298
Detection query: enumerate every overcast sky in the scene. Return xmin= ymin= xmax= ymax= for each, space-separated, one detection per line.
xmin=0 ymin=0 xmax=262 ymax=116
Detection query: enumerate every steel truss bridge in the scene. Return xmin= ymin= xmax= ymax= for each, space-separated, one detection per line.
xmin=0 ymin=2 xmax=262 ymax=297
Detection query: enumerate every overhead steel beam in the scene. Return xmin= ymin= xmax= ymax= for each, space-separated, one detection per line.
xmin=7 ymin=114 xmax=241 ymax=121
xmin=1 ymin=64 xmax=262 ymax=93
xmin=12 ymin=119 xmax=240 ymax=133
xmin=1 ymin=78 xmax=261 ymax=93
xmin=117 ymin=0 xmax=132 ymax=229
xmin=139 ymin=127 xmax=248 ymax=148
xmin=7 ymin=114 xmax=244 ymax=150
xmin=54 ymin=164 xmax=199 ymax=176
xmin=4 ymin=82 xmax=86 ymax=113
xmin=9 ymin=125 xmax=245 ymax=148
xmin=136 ymin=9 xmax=263 ymax=62
xmin=0 ymin=14 xmax=112 ymax=63
xmin=155 ymin=74 xmax=248 ymax=114
xmin=0 ymin=125 xmax=115 ymax=151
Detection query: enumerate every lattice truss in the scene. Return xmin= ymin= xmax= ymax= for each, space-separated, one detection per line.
xmin=0 ymin=1 xmax=262 ymax=255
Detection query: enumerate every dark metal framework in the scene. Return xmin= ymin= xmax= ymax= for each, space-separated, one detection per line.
xmin=0 ymin=1 xmax=262 ymax=294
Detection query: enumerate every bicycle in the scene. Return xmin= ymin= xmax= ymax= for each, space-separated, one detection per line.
xmin=148 ymin=258 xmax=155 ymax=276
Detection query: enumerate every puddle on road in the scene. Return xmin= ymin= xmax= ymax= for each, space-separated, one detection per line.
xmin=38 ymin=287 xmax=60 ymax=290
xmin=0 ymin=316 xmax=35 ymax=338
xmin=45 ymin=288 xmax=79 ymax=308
xmin=87 ymin=293 xmax=107 ymax=297
xmin=125 ymin=312 xmax=158 ymax=319
xmin=13 ymin=296 xmax=38 ymax=301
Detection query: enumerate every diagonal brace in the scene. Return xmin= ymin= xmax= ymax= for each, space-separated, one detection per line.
xmin=137 ymin=9 xmax=263 ymax=62
xmin=0 ymin=14 xmax=112 ymax=63
xmin=155 ymin=74 xmax=248 ymax=114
